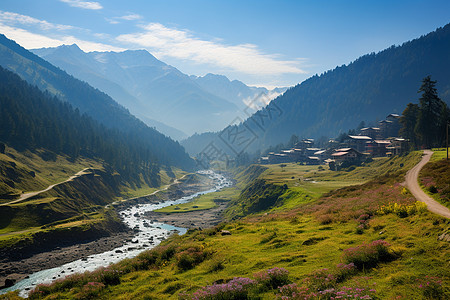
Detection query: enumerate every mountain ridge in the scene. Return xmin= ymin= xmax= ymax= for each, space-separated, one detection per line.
xmin=0 ymin=34 xmax=194 ymax=170
xmin=181 ymin=23 xmax=450 ymax=156
xmin=32 ymin=45 xmax=240 ymax=136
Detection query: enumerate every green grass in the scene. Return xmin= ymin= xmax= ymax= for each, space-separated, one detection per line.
xmin=20 ymin=200 xmax=449 ymax=299
xmin=3 ymin=150 xmax=449 ymax=299
xmin=116 ymin=167 xmax=188 ymax=201
xmin=155 ymin=187 xmax=238 ymax=213
xmin=419 ymin=155 xmax=450 ymax=208
xmin=0 ymin=147 xmax=102 ymax=202
xmin=431 ymin=147 xmax=450 ymax=161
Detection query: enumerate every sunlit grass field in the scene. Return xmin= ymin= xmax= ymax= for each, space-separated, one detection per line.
xmin=7 ymin=150 xmax=449 ymax=299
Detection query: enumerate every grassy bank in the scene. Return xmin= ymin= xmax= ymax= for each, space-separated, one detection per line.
xmin=0 ymin=146 xmax=190 ymax=251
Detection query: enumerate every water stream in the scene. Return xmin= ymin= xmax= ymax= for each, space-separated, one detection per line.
xmin=2 ymin=170 xmax=231 ymax=297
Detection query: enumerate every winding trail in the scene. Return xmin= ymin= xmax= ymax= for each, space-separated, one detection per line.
xmin=0 ymin=168 xmax=90 ymax=206
xmin=404 ymin=150 xmax=450 ymax=218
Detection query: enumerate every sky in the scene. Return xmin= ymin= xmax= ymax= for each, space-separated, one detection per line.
xmin=0 ymin=0 xmax=449 ymax=88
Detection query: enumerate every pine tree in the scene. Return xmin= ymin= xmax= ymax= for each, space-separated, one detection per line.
xmin=414 ymin=76 xmax=448 ymax=148
xmin=400 ymin=103 xmax=419 ymax=148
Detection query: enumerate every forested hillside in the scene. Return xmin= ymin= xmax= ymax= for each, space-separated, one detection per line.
xmin=182 ymin=23 xmax=450 ymax=156
xmin=0 ymin=35 xmax=194 ymax=171
xmin=0 ymin=65 xmax=173 ymax=180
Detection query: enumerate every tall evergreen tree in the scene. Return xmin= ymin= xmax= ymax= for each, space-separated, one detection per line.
xmin=400 ymin=103 xmax=419 ymax=148
xmin=414 ymin=76 xmax=449 ymax=148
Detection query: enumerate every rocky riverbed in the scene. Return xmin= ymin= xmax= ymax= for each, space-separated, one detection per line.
xmin=0 ymin=170 xmax=231 ymax=296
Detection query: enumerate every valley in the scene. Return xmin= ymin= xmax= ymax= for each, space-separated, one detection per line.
xmin=0 ymin=6 xmax=449 ymax=299
xmin=1 ymin=149 xmax=447 ymax=299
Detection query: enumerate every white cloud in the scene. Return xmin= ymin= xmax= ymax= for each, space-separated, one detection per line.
xmin=0 ymin=11 xmax=74 ymax=31
xmin=118 ymin=14 xmax=142 ymax=21
xmin=0 ymin=24 xmax=125 ymax=52
xmin=106 ymin=13 xmax=143 ymax=24
xmin=60 ymin=0 xmax=103 ymax=10
xmin=117 ymin=23 xmax=306 ymax=76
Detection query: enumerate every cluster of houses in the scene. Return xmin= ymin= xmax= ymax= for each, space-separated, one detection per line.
xmin=259 ymin=113 xmax=409 ymax=170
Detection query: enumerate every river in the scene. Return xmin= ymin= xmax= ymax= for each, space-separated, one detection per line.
xmin=1 ymin=170 xmax=231 ymax=297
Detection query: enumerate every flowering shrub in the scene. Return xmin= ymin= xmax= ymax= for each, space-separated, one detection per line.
xmin=276 ymin=283 xmax=377 ymax=299
xmin=335 ymin=263 xmax=357 ymax=282
xmin=93 ymin=267 xmax=121 ymax=285
xmin=303 ymin=268 xmax=337 ymax=291
xmin=78 ymin=282 xmax=105 ymax=299
xmin=376 ymin=201 xmax=427 ymax=217
xmin=254 ymin=267 xmax=290 ymax=289
xmin=179 ymin=277 xmax=257 ymax=300
xmin=342 ymin=240 xmax=392 ymax=269
xmin=29 ymin=283 xmax=53 ymax=299
xmin=416 ymin=276 xmax=446 ymax=299
xmin=277 ymin=283 xmax=316 ymax=299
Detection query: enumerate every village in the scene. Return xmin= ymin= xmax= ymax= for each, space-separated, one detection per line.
xmin=259 ymin=113 xmax=409 ymax=170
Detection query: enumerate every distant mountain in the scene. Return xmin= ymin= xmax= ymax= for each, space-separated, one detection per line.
xmin=182 ymin=23 xmax=450 ymax=156
xmin=32 ymin=45 xmax=241 ymax=136
xmin=191 ymin=73 xmax=287 ymax=110
xmin=0 ymin=34 xmax=194 ymax=170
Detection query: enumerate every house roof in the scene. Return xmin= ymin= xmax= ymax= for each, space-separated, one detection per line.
xmin=281 ymin=150 xmax=294 ymax=153
xmin=374 ymin=140 xmax=391 ymax=144
xmin=335 ymin=148 xmax=351 ymax=152
xmin=387 ymin=113 xmax=400 ymax=118
xmin=332 ymin=152 xmax=348 ymax=157
xmin=360 ymin=127 xmax=380 ymax=131
xmin=348 ymin=135 xmax=372 ymax=140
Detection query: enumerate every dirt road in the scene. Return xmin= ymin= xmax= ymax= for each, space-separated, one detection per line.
xmin=0 ymin=168 xmax=90 ymax=206
xmin=405 ymin=150 xmax=450 ymax=218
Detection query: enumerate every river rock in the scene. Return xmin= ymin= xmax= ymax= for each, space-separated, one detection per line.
xmin=4 ymin=278 xmax=15 ymax=288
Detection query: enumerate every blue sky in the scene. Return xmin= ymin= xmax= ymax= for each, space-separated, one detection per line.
xmin=0 ymin=0 xmax=449 ymax=88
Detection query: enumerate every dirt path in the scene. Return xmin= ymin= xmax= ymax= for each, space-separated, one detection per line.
xmin=405 ymin=150 xmax=450 ymax=218
xmin=0 ymin=168 xmax=91 ymax=206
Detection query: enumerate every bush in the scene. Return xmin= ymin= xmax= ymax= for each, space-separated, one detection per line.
xmin=428 ymin=185 xmax=438 ymax=194
xmin=276 ymin=283 xmax=377 ymax=299
xmin=334 ymin=263 xmax=357 ymax=282
xmin=77 ymin=282 xmax=105 ymax=299
xmin=303 ymin=268 xmax=336 ymax=291
xmin=342 ymin=240 xmax=392 ymax=269
xmin=179 ymin=277 xmax=257 ymax=300
xmin=176 ymin=246 xmax=208 ymax=271
xmin=416 ymin=276 xmax=446 ymax=299
xmin=254 ymin=267 xmax=290 ymax=290
xmin=376 ymin=201 xmax=427 ymax=217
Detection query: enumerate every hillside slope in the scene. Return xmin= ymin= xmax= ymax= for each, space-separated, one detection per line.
xmin=11 ymin=153 xmax=449 ymax=300
xmin=0 ymin=35 xmax=194 ymax=170
xmin=182 ymin=23 xmax=450 ymax=155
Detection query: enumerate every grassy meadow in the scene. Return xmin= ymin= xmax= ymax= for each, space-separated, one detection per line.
xmin=4 ymin=150 xmax=448 ymax=299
